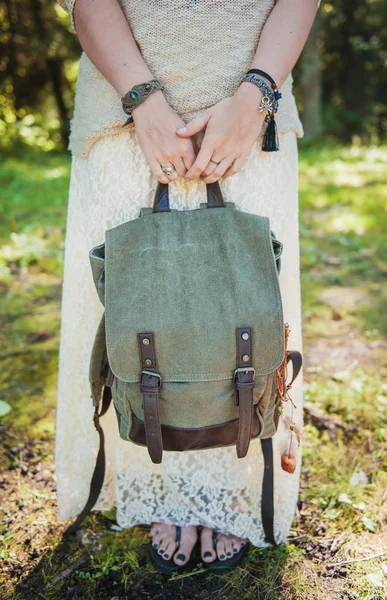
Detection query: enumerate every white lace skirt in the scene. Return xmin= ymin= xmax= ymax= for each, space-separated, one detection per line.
xmin=55 ymin=128 xmax=304 ymax=547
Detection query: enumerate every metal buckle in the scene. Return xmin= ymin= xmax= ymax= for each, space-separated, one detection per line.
xmin=233 ymin=366 xmax=256 ymax=382
xmin=140 ymin=369 xmax=162 ymax=388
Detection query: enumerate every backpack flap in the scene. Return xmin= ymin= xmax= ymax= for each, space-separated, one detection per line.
xmin=96 ymin=203 xmax=285 ymax=383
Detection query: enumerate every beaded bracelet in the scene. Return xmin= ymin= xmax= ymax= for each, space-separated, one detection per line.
xmin=245 ymin=69 xmax=282 ymax=102
xmin=240 ymin=73 xmax=280 ymax=152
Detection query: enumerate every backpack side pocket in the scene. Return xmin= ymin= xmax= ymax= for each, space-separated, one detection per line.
xmin=255 ymin=371 xmax=278 ymax=439
xmin=89 ymin=312 xmax=109 ymax=407
xmin=89 ymin=242 xmax=106 ymax=306
xmin=111 ymin=377 xmax=133 ymax=441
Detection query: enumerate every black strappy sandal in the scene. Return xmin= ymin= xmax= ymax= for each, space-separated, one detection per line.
xmin=201 ymin=528 xmax=250 ymax=572
xmin=148 ymin=524 xmax=199 ymax=574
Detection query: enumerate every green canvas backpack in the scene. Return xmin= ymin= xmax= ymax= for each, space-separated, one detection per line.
xmin=64 ymin=181 xmax=302 ymax=542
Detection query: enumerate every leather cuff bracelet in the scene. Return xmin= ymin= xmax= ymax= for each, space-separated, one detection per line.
xmin=121 ymin=79 xmax=164 ymax=127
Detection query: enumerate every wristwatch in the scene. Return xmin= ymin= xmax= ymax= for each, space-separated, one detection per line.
xmin=121 ymin=79 xmax=164 ymax=126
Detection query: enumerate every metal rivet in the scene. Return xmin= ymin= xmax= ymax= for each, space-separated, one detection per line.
xmin=242 ymin=354 xmax=250 ymax=363
xmin=142 ymin=337 xmax=150 ymax=345
xmin=241 ymin=332 xmax=249 ymax=341
xmin=144 ymin=358 xmax=152 ymax=366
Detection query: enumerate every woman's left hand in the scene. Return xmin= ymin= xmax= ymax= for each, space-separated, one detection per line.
xmin=175 ymin=83 xmax=266 ymax=183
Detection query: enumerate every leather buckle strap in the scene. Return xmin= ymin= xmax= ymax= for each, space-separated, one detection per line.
xmin=234 ymin=327 xmax=255 ymax=458
xmin=138 ymin=333 xmax=163 ymax=464
xmin=140 ymin=369 xmax=162 ymax=396
xmin=233 ymin=366 xmax=256 ymax=388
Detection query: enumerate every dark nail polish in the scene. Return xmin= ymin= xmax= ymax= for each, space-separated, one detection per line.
xmin=153 ymin=543 xmax=158 ymax=549
xmin=233 ymin=548 xmax=238 ymax=553
xmin=220 ymin=554 xmax=225 ymax=559
xmin=159 ymin=549 xmax=164 ymax=554
xmin=204 ymin=551 xmax=212 ymax=558
xmin=176 ymin=553 xmax=185 ymax=561
xmin=227 ymin=551 xmax=232 ymax=556
xmin=164 ymin=554 xmax=169 ymax=559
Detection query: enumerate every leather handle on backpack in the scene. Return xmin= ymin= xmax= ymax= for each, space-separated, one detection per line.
xmin=152 ymin=180 xmax=225 ymax=213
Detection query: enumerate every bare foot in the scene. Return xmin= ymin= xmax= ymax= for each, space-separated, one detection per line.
xmin=200 ymin=526 xmax=247 ymax=562
xmin=150 ymin=523 xmax=198 ymax=566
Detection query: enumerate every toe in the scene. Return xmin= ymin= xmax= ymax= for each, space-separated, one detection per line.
xmin=162 ymin=540 xmax=177 ymax=561
xmin=152 ymin=532 xmax=163 ymax=550
xmin=224 ymin=539 xmax=234 ymax=558
xmin=172 ymin=526 xmax=198 ymax=566
xmin=173 ymin=543 xmax=192 ymax=566
xmin=200 ymin=526 xmax=216 ymax=563
xmin=157 ymin=528 xmax=176 ymax=558
xmin=157 ymin=535 xmax=168 ymax=555
xmin=216 ymin=538 xmax=227 ymax=561
xmin=233 ymin=536 xmax=247 ymax=554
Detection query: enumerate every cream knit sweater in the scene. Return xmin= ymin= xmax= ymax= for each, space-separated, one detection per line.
xmin=57 ymin=0 xmax=309 ymax=159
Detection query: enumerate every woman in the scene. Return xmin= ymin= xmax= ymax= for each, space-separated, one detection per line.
xmin=56 ymin=0 xmax=319 ymax=570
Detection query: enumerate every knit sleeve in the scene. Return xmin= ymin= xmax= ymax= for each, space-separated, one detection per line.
xmin=57 ymin=0 xmax=77 ymax=32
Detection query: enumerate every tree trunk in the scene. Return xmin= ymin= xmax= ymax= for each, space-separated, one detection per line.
xmin=31 ymin=0 xmax=70 ymax=146
xmin=299 ymin=8 xmax=323 ymax=142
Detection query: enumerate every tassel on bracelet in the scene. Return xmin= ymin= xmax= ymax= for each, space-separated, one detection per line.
xmin=240 ymin=71 xmax=282 ymax=152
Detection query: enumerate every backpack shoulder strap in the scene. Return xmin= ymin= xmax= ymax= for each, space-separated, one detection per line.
xmin=63 ymin=382 xmax=112 ymax=536
xmin=260 ymin=437 xmax=277 ymax=547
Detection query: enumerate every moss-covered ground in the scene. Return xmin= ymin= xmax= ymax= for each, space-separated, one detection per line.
xmin=0 ymin=141 xmax=386 ymax=599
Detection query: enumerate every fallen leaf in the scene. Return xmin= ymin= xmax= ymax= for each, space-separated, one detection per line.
xmin=362 ymin=516 xmax=377 ymax=532
xmin=366 ymin=572 xmax=385 ymax=588
xmin=338 ymin=493 xmax=352 ymax=504
xmin=0 ymin=400 xmax=11 ymax=418
xmin=350 ymin=470 xmax=369 ymax=486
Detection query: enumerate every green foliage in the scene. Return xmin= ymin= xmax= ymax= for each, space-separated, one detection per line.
xmin=1 ymin=0 xmax=387 ymax=154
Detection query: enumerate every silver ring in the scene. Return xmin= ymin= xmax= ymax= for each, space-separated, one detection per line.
xmin=209 ymin=158 xmax=221 ymax=165
xmin=161 ymin=164 xmax=177 ymax=176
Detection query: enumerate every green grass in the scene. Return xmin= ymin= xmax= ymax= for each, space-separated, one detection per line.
xmin=0 ymin=140 xmax=386 ymax=599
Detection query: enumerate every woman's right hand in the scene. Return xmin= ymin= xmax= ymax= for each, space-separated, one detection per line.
xmin=132 ymin=91 xmax=197 ymax=183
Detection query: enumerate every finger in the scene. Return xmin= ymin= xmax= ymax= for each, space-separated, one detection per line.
xmin=176 ymin=112 xmax=211 ymax=137
xmin=171 ymin=156 xmax=187 ymax=178
xmin=201 ymin=156 xmax=224 ymax=178
xmin=158 ymin=158 xmax=180 ymax=182
xmin=222 ymin=155 xmax=247 ymax=179
xmin=184 ymin=143 xmax=217 ymax=180
xmin=149 ymin=159 xmax=171 ymax=184
xmin=181 ymin=146 xmax=197 ymax=171
xmin=201 ymin=156 xmax=236 ymax=183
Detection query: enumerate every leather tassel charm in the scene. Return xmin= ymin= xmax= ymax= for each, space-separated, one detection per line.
xmin=262 ymin=115 xmax=279 ymax=152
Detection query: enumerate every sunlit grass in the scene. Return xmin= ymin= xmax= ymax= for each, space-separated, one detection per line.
xmin=0 ymin=141 xmax=386 ymax=599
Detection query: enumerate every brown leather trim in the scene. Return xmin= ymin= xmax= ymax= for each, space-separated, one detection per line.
xmin=137 ymin=332 xmax=163 ymax=463
xmin=129 ymin=411 xmax=262 ymax=451
xmin=235 ymin=326 xmax=255 ymax=458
